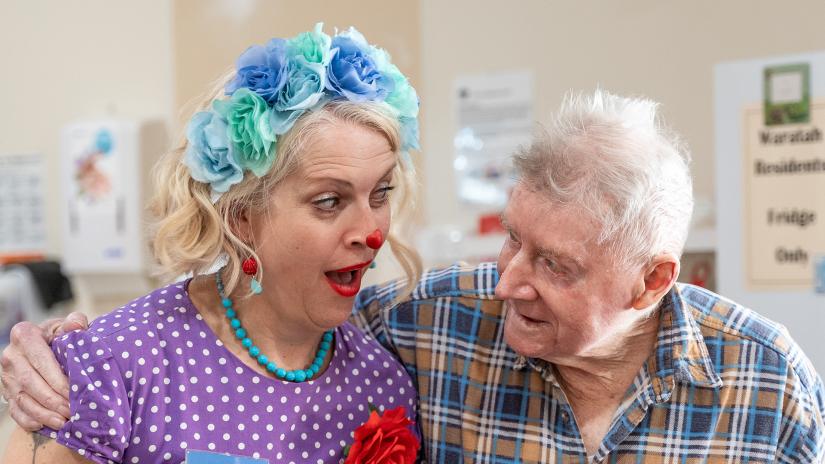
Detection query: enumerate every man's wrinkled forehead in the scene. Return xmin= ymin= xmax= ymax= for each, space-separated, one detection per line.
xmin=502 ymin=187 xmax=603 ymax=260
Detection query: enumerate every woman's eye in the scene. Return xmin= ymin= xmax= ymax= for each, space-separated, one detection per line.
xmin=371 ymin=186 xmax=395 ymax=204
xmin=313 ymin=196 xmax=340 ymax=211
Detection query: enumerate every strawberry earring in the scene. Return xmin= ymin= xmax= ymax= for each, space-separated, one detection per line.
xmin=242 ymin=256 xmax=263 ymax=294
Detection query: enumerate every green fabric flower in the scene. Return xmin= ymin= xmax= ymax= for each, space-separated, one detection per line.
xmin=213 ymin=88 xmax=276 ymax=177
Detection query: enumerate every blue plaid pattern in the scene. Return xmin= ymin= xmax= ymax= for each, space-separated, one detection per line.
xmin=351 ymin=263 xmax=825 ymax=463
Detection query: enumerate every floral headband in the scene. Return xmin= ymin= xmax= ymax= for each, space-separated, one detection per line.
xmin=183 ymin=23 xmax=420 ymax=201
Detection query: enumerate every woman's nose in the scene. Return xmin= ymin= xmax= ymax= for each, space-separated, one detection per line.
xmin=347 ymin=204 xmax=381 ymax=249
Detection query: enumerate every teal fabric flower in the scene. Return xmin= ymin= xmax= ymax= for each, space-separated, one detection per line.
xmin=184 ymin=111 xmax=243 ymax=193
xmin=399 ymin=116 xmax=420 ymax=152
xmin=373 ymin=49 xmax=419 ymax=119
xmin=386 ymin=76 xmax=419 ymax=119
xmin=287 ymin=22 xmax=332 ymax=68
xmin=213 ymin=88 xmax=276 ymax=177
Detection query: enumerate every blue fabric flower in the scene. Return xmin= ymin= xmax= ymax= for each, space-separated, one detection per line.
xmin=326 ymin=28 xmax=394 ymax=102
xmin=184 ymin=111 xmax=243 ymax=193
xmin=225 ymin=39 xmax=289 ymax=104
xmin=271 ymin=57 xmax=328 ymax=134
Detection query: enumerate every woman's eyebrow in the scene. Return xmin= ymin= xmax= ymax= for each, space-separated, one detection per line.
xmin=304 ymin=177 xmax=354 ymax=189
xmin=304 ymin=164 xmax=397 ymax=188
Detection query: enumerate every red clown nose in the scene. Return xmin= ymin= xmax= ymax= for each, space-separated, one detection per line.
xmin=366 ymin=229 xmax=384 ymax=250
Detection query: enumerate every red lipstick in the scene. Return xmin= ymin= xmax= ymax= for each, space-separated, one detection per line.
xmin=325 ymin=261 xmax=372 ymax=297
xmin=331 ymin=261 xmax=372 ymax=273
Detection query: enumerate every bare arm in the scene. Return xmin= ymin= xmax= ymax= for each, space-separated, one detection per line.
xmin=0 ymin=313 xmax=89 ymax=431
xmin=2 ymin=426 xmax=92 ymax=464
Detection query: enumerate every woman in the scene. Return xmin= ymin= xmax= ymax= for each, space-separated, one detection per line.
xmin=3 ymin=23 xmax=421 ymax=464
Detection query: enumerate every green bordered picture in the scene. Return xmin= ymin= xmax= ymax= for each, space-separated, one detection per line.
xmin=763 ymin=63 xmax=810 ymax=126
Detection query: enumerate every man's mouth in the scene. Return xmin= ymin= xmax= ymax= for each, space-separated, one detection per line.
xmin=518 ymin=313 xmax=543 ymax=324
xmin=324 ymin=261 xmax=372 ymax=297
xmin=507 ymin=303 xmax=548 ymax=326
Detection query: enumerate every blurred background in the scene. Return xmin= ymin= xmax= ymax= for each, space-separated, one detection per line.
xmin=1 ymin=0 xmax=825 ymax=452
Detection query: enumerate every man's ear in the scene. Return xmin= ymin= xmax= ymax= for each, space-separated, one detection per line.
xmin=632 ymin=254 xmax=680 ymax=310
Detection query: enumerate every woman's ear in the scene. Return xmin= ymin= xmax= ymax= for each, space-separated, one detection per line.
xmin=631 ymin=254 xmax=680 ymax=310
xmin=228 ymin=205 xmax=254 ymax=243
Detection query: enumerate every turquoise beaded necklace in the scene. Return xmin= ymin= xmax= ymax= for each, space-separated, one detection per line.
xmin=216 ymin=271 xmax=332 ymax=382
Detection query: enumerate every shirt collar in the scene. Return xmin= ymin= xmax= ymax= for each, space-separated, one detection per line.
xmin=513 ymin=284 xmax=722 ymax=392
xmin=649 ymin=284 xmax=723 ymax=391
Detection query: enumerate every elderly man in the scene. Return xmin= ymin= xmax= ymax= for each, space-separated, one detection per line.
xmin=3 ymin=90 xmax=823 ymax=462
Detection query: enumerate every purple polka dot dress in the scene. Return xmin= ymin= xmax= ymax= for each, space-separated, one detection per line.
xmin=38 ymin=280 xmax=419 ymax=464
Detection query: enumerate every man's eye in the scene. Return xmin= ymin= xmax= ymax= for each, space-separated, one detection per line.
xmin=314 ymin=196 xmax=339 ymax=211
xmin=545 ymin=258 xmax=564 ymax=274
xmin=507 ymin=230 xmax=519 ymax=244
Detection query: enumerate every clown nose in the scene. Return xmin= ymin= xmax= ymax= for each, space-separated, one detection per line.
xmin=366 ymin=229 xmax=384 ymax=250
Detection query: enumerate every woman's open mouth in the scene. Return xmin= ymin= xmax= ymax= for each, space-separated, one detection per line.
xmin=324 ymin=261 xmax=372 ymax=297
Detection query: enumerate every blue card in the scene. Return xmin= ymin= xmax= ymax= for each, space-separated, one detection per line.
xmin=185 ymin=450 xmax=269 ymax=464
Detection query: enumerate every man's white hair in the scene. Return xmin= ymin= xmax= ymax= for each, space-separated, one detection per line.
xmin=513 ymin=89 xmax=694 ymax=267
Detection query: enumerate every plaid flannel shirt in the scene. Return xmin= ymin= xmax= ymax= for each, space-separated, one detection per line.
xmin=351 ymin=262 xmax=825 ymax=463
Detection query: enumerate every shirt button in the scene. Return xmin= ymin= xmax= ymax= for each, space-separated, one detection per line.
xmin=561 ymin=411 xmax=570 ymax=423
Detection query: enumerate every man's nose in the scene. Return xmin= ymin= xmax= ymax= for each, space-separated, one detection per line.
xmin=495 ymin=251 xmax=538 ymax=301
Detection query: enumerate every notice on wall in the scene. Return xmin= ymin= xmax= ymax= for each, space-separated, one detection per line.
xmin=61 ymin=121 xmax=143 ymax=273
xmin=744 ymin=102 xmax=825 ymax=290
xmin=0 ymin=154 xmax=47 ymax=256
xmin=453 ymin=71 xmax=533 ymax=210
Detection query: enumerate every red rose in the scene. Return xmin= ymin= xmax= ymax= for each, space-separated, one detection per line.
xmin=344 ymin=406 xmax=419 ymax=464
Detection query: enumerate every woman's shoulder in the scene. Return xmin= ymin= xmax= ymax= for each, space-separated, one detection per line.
xmin=39 ymin=283 xmax=198 ymax=464
xmin=52 ymin=279 xmax=207 ymax=381
xmin=85 ymin=280 xmax=196 ymax=339
xmin=335 ymin=321 xmax=410 ymax=376
xmin=44 ymin=280 xmax=217 ymax=462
